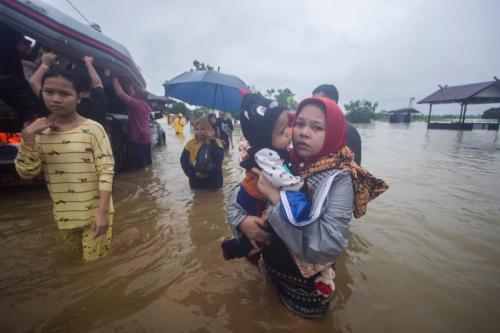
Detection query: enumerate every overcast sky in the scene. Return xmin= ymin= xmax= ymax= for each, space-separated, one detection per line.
xmin=45 ymin=0 xmax=500 ymax=114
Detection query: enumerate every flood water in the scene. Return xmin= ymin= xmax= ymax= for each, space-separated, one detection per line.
xmin=1 ymin=121 xmax=499 ymax=333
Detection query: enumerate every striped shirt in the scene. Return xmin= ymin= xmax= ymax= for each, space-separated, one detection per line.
xmin=15 ymin=119 xmax=114 ymax=229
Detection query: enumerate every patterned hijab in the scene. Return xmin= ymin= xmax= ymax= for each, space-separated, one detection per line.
xmin=290 ymin=97 xmax=388 ymax=218
xmin=290 ymin=96 xmax=346 ymax=171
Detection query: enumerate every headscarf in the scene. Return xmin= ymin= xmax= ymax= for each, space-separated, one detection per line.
xmin=290 ymin=96 xmax=388 ymax=219
xmin=290 ymin=96 xmax=346 ymax=171
xmin=184 ymin=117 xmax=220 ymax=164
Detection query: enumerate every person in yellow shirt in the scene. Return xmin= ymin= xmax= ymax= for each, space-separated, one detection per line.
xmin=15 ymin=69 xmax=114 ymax=261
xmin=174 ymin=113 xmax=186 ymax=134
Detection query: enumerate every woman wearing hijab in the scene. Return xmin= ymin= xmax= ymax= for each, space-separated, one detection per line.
xmin=226 ymin=97 xmax=388 ymax=317
xmin=180 ymin=117 xmax=224 ymax=189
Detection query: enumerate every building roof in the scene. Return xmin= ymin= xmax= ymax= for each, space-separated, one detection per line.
xmin=418 ymin=81 xmax=500 ymax=105
xmin=388 ymin=108 xmax=421 ymax=114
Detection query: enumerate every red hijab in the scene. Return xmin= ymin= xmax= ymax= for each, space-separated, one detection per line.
xmin=290 ymin=96 xmax=346 ymax=171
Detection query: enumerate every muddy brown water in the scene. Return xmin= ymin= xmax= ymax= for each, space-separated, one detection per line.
xmin=1 ymin=122 xmax=499 ymax=333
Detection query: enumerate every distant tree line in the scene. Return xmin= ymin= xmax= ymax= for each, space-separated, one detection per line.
xmin=187 ymin=59 xmax=500 ymax=123
xmin=482 ymin=107 xmax=500 ymax=120
xmin=344 ymin=100 xmax=378 ymax=123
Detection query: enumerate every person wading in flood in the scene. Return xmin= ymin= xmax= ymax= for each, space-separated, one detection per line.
xmin=226 ymin=96 xmax=388 ymax=317
xmin=15 ymin=69 xmax=115 ymax=261
xmin=112 ymin=77 xmax=152 ymax=170
xmin=180 ymin=117 xmax=224 ymax=190
xmin=216 ymin=111 xmax=234 ymax=151
xmin=174 ymin=113 xmax=186 ymax=135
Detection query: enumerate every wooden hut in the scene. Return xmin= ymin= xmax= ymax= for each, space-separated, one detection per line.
xmin=418 ymin=80 xmax=500 ymax=130
xmin=388 ymin=108 xmax=420 ymax=123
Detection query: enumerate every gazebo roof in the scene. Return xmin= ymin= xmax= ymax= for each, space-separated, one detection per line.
xmin=418 ymin=81 xmax=500 ymax=105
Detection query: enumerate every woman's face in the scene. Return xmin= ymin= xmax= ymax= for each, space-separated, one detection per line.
xmin=292 ymin=104 xmax=326 ymax=159
xmin=194 ymin=123 xmax=208 ymax=141
xmin=41 ymin=76 xmax=80 ymax=117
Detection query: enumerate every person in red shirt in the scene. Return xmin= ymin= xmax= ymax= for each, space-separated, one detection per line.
xmin=112 ymin=77 xmax=152 ymax=170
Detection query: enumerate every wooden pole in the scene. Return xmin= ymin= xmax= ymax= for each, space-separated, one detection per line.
xmin=462 ymin=104 xmax=468 ymax=124
xmin=427 ymin=103 xmax=433 ymax=125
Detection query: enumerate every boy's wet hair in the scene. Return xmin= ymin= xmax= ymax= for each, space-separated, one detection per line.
xmin=312 ymin=84 xmax=339 ymax=102
xmin=41 ymin=68 xmax=82 ymax=93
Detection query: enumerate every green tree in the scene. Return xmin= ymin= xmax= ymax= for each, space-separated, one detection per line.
xmin=190 ymin=107 xmax=209 ymax=118
xmin=265 ymin=88 xmax=276 ymax=98
xmin=192 ymin=59 xmax=215 ymax=71
xmin=344 ymin=99 xmax=378 ymax=123
xmin=482 ymin=107 xmax=500 ymax=120
xmin=170 ymin=101 xmax=189 ymax=116
xmin=264 ymin=87 xmax=297 ymax=110
xmin=276 ymin=88 xmax=298 ymax=110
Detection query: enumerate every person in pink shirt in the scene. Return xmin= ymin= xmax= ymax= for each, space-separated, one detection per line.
xmin=112 ymin=77 xmax=152 ymax=169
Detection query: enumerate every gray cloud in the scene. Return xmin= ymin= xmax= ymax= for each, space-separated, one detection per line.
xmin=46 ymin=0 xmax=500 ymax=114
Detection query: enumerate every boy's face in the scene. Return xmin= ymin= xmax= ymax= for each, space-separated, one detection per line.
xmin=271 ymin=112 xmax=292 ymax=150
xmin=41 ymin=76 xmax=80 ymax=117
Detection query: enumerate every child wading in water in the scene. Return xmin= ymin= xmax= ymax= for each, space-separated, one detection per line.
xmin=222 ymin=93 xmax=303 ymax=263
xmin=15 ymin=69 xmax=115 ymax=261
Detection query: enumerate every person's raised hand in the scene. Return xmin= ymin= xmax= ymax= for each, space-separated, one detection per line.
xmin=83 ymin=55 xmax=94 ymax=66
xmin=41 ymin=52 xmax=57 ymax=68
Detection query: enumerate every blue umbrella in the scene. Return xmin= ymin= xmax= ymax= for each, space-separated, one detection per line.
xmin=163 ymin=70 xmax=250 ymax=113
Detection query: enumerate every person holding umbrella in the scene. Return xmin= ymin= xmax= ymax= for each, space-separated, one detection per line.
xmin=164 ymin=70 xmax=250 ymax=141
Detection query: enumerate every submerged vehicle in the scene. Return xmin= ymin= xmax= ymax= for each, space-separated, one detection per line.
xmin=0 ymin=0 xmax=165 ymax=185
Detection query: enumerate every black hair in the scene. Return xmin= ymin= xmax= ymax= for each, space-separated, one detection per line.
xmin=73 ymin=63 xmax=92 ymax=91
xmin=207 ymin=113 xmax=216 ymax=120
xmin=41 ymin=68 xmax=82 ymax=93
xmin=312 ymin=84 xmax=339 ymax=103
